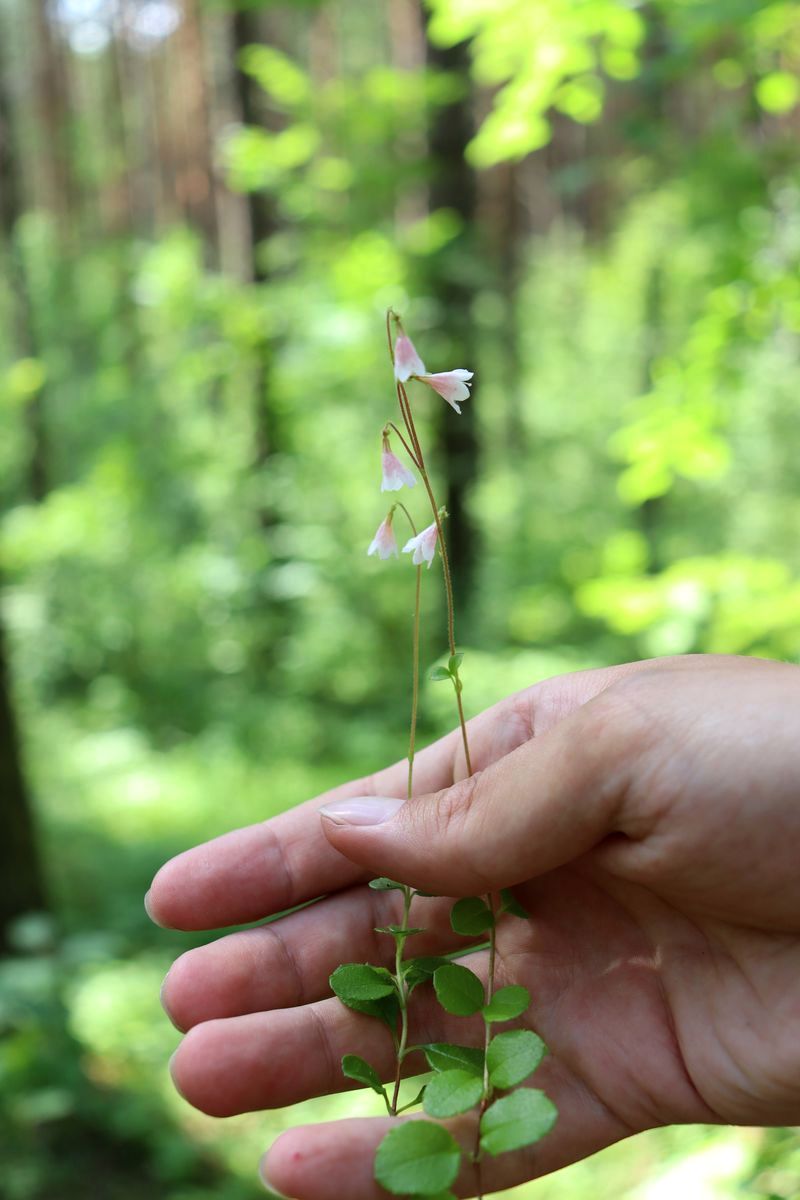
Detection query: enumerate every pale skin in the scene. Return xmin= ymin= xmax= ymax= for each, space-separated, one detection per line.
xmin=147 ymin=654 xmax=800 ymax=1199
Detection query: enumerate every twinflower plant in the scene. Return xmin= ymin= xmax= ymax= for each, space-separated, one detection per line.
xmin=329 ymin=313 xmax=557 ymax=1199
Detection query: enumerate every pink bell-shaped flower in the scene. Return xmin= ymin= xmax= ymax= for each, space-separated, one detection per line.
xmin=402 ymin=520 xmax=439 ymax=568
xmin=380 ymin=434 xmax=416 ymax=492
xmin=416 ymin=369 xmax=473 ymax=414
xmin=367 ymin=512 xmax=399 ymax=560
xmin=394 ymin=333 xmax=426 ymax=383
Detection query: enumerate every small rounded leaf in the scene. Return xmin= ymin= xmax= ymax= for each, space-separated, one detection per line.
xmin=341 ymin=1054 xmax=385 ymax=1095
xmin=330 ymin=963 xmax=395 ymax=1003
xmin=369 ymin=877 xmax=405 ymax=891
xmin=482 ymin=984 xmax=530 ymax=1023
xmin=375 ymin=1121 xmax=461 ymax=1195
xmin=423 ymin=1069 xmax=483 ymax=1118
xmin=450 ymin=897 xmax=495 ymax=936
xmin=480 ymin=1088 xmax=557 ymax=1156
xmin=424 ymin=1042 xmax=484 ymax=1077
xmin=499 ymin=888 xmax=529 ymax=919
xmin=429 ymin=665 xmax=452 ymax=682
xmin=433 ymin=963 xmax=485 ymax=1016
xmin=487 ymin=1030 xmax=546 ymax=1089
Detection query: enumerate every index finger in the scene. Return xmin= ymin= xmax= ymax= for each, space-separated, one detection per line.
xmin=145 ymin=660 xmax=650 ymax=930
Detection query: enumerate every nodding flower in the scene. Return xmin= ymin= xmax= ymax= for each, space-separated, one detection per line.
xmin=381 ymin=434 xmax=416 ymax=492
xmin=393 ymin=333 xmax=426 ymax=383
xmin=415 ymin=369 xmax=473 ymax=414
xmin=402 ymin=520 xmax=439 ymax=568
xmin=367 ymin=511 xmax=399 ymax=560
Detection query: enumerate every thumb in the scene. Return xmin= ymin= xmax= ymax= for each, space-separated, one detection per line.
xmin=319 ymin=689 xmax=638 ymax=895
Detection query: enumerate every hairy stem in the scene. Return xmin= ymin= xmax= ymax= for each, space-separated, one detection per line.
xmin=474 ymin=895 xmax=497 ymax=1196
xmin=390 ymin=884 xmax=413 ymax=1116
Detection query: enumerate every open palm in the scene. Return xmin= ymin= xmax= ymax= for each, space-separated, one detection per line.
xmin=149 ymin=655 xmax=800 ymax=1199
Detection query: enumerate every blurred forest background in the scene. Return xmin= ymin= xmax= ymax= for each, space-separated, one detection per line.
xmin=1 ymin=0 xmax=800 ymax=1197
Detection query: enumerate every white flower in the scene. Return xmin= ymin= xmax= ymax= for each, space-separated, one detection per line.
xmin=380 ymin=436 xmax=416 ymax=492
xmin=416 ymin=369 xmax=473 ymax=414
xmin=367 ymin=513 xmax=399 ymax=559
xmin=402 ymin=521 xmax=439 ymax=568
xmin=394 ymin=333 xmax=426 ymax=382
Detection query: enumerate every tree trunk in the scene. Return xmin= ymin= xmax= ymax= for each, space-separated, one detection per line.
xmin=176 ymin=0 xmax=220 ymax=255
xmin=0 ymin=601 xmax=48 ymax=951
xmin=231 ymin=6 xmax=279 ymax=479
xmin=0 ymin=24 xmax=48 ymax=503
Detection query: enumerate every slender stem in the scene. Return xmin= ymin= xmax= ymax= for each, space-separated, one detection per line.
xmin=385 ymin=500 xmax=421 ymax=1114
xmin=385 ymin=421 xmax=420 ymax=470
xmin=474 ymin=894 xmax=497 ymax=1200
xmin=393 ymin=502 xmax=421 ymax=800
xmin=396 ymin=380 xmax=472 ymax=775
xmin=390 ymin=885 xmax=413 ymax=1115
xmin=408 ymin=565 xmax=421 ymax=800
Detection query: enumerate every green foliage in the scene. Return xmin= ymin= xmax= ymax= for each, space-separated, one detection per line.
xmin=423 ymin=1069 xmax=484 ymax=1118
xmin=374 ymin=1121 xmax=461 ymax=1196
xmin=499 ymin=888 xmax=529 ymax=919
xmin=450 ymin=896 xmax=495 ymax=936
xmin=341 ymin=1054 xmax=387 ymax=1097
xmin=487 ymin=1030 xmax=547 ymax=1089
xmin=329 ymin=963 xmax=396 ymax=1002
xmin=423 ymin=1042 xmax=485 ymax=1076
xmin=433 ymin=962 xmax=485 ymax=1015
xmin=480 ymin=1088 xmax=558 ymax=1156
xmin=482 ymin=985 xmax=531 ymax=1023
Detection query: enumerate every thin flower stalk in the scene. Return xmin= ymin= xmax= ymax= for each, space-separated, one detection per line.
xmin=387 ymin=501 xmax=423 ymax=1117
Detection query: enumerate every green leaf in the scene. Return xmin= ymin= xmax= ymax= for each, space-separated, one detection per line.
xmin=429 ymin=665 xmax=452 ymax=682
xmin=329 ymin=963 xmax=395 ymax=1003
xmin=433 ymin=963 xmax=485 ymax=1016
xmin=480 ymin=1089 xmax=557 ymax=1156
xmin=423 ymin=1042 xmax=485 ymax=1077
xmin=450 ymin=897 xmax=495 ymax=936
xmin=499 ymin=888 xmax=529 ymax=919
xmin=487 ymin=1030 xmax=546 ymax=1089
xmin=341 ymin=1054 xmax=386 ymax=1095
xmin=374 ymin=925 xmax=427 ymax=937
xmin=423 ymin=1069 xmax=484 ymax=1118
xmin=369 ymin=877 xmax=405 ymax=891
xmin=375 ymin=1121 xmax=461 ymax=1195
xmin=448 ymin=652 xmax=463 ymax=673
xmin=396 ymin=1085 xmax=427 ymax=1114
xmin=340 ymin=992 xmax=399 ymax=1028
xmin=404 ymin=956 xmax=450 ymax=991
xmin=482 ymin=985 xmax=530 ymax=1023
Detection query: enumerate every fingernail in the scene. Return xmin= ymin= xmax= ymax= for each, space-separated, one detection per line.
xmin=144 ymin=887 xmax=175 ymax=929
xmin=168 ymin=1050 xmax=188 ymax=1101
xmin=259 ymin=1152 xmax=294 ymax=1198
xmin=319 ymin=795 xmax=405 ymax=826
xmin=160 ymin=974 xmax=185 ymax=1033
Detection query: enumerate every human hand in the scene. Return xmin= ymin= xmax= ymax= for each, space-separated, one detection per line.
xmin=147 ymin=654 xmax=800 ymax=1199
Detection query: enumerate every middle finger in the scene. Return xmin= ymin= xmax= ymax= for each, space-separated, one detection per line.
xmin=162 ymin=887 xmax=477 ymax=1032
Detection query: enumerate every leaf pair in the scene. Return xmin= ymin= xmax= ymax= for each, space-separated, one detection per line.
xmin=429 ymin=650 xmax=463 ymax=685
xmin=432 ymin=962 xmax=531 ymax=1024
xmin=374 ymin=1085 xmax=557 ymax=1196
